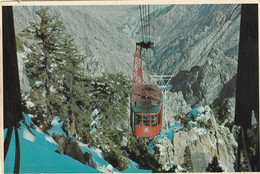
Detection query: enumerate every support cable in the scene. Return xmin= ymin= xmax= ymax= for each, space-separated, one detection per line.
xmin=139 ymin=5 xmax=144 ymax=41
xmin=148 ymin=5 xmax=151 ymax=40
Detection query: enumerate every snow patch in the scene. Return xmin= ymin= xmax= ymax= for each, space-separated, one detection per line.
xmin=5 ymin=120 xmax=99 ymax=173
xmin=26 ymin=101 xmax=35 ymax=108
xmin=47 ymin=116 xmax=67 ymax=137
xmin=44 ymin=135 xmax=58 ymax=146
xmin=22 ymin=128 xmax=35 ymax=142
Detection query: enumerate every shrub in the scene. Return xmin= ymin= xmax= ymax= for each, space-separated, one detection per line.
xmin=205 ymin=155 xmax=223 ymax=172
xmin=126 ymin=136 xmax=160 ymax=172
xmin=181 ymin=146 xmax=193 ymax=172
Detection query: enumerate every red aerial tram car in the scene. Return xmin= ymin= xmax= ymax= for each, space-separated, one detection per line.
xmin=130 ymin=42 xmax=163 ymax=138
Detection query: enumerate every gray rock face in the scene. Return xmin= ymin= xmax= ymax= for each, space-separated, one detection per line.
xmin=155 ymin=137 xmax=175 ymax=171
xmin=52 ymin=134 xmax=87 ymax=165
xmin=172 ymin=107 xmax=237 ymax=172
xmin=151 ymin=105 xmax=237 ymax=172
xmin=171 ymin=50 xmax=237 ymax=108
xmin=52 ymin=134 xmax=67 ymax=154
xmin=151 ymin=4 xmax=240 ymax=76
xmin=166 ymin=91 xmax=192 ymax=125
xmin=13 ymin=6 xmax=136 ymax=78
xmin=17 ymin=52 xmax=31 ymax=93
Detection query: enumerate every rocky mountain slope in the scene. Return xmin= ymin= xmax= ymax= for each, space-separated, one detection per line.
xmin=14 ymin=4 xmax=240 ymax=104
xmin=14 ymin=6 xmax=137 ymax=78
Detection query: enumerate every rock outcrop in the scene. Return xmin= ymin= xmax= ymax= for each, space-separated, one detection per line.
xmin=47 ymin=117 xmax=87 ymax=165
xmin=171 ymin=50 xmax=237 ymax=108
xmin=172 ymin=106 xmax=237 ymax=172
xmin=155 ymin=137 xmax=175 ymax=171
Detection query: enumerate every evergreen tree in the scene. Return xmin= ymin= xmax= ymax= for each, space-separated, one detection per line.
xmin=93 ymin=73 xmax=130 ymax=144
xmin=50 ymin=34 xmax=93 ymax=136
xmin=20 ymin=7 xmax=67 ymax=122
xmin=206 ymin=155 xmax=224 ymax=172
xmin=126 ymin=136 xmax=161 ymax=172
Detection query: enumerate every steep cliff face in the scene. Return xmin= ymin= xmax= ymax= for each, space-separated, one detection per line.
xmin=166 ymin=91 xmax=192 ymax=126
xmin=173 ymin=109 xmax=237 ymax=172
xmin=13 ymin=6 xmax=136 ymax=78
xmin=14 ymin=5 xmax=240 ymax=103
xmin=171 ymin=50 xmax=237 ymax=107
xmin=153 ymin=106 xmax=237 ymax=172
xmin=150 ymin=4 xmax=240 ymax=76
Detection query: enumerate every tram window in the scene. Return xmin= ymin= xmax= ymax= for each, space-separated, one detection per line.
xmin=152 ymin=115 xmax=158 ymax=127
xmin=158 ymin=113 xmax=161 ymax=125
xmin=135 ymin=115 xmax=142 ymax=126
xmin=143 ymin=116 xmax=150 ymax=126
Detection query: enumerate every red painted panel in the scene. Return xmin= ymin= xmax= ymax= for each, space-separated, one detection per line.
xmin=133 ymin=106 xmax=163 ymax=138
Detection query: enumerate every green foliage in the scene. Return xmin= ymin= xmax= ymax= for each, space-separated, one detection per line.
xmin=127 ymin=136 xmax=160 ymax=172
xmin=20 ymin=7 xmax=69 ymax=121
xmin=91 ymin=72 xmax=130 ymax=144
xmin=26 ymin=90 xmax=47 ymax=126
xmin=205 ymin=155 xmax=223 ymax=172
xmin=20 ymin=7 xmax=92 ymax=132
xmin=101 ymin=138 xmax=129 ymax=171
xmin=181 ymin=146 xmax=193 ymax=172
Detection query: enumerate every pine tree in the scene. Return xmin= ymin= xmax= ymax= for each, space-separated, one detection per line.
xmin=51 ymin=34 xmax=93 ymax=133
xmin=94 ymin=73 xmax=130 ymax=144
xmin=20 ymin=7 xmax=67 ymax=122
xmin=206 ymin=155 xmax=224 ymax=172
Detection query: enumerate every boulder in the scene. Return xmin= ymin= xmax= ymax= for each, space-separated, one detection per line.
xmin=52 ymin=134 xmax=67 ymax=154
xmin=64 ymin=138 xmax=87 ymax=164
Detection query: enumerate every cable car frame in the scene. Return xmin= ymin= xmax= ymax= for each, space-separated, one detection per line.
xmin=130 ymin=43 xmax=163 ymax=137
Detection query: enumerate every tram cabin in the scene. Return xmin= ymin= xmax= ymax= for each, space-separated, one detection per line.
xmin=131 ymin=85 xmax=163 ymax=137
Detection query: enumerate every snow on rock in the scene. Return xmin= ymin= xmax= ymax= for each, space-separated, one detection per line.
xmin=44 ymin=135 xmax=58 ymax=147
xmin=6 ymin=114 xmax=151 ymax=173
xmin=47 ymin=116 xmax=67 ymax=137
xmin=22 ymin=128 xmax=36 ymax=142
xmin=26 ymin=101 xmax=35 ymax=108
xmin=46 ymin=116 xmax=150 ymax=173
xmin=157 ymin=124 xmax=182 ymax=142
